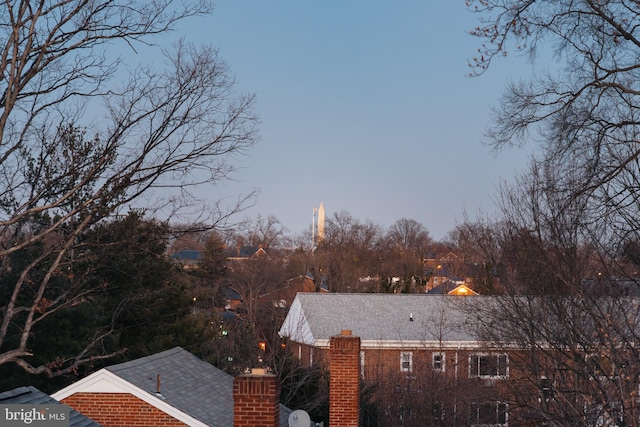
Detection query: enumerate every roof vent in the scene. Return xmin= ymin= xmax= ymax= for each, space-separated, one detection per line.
xmin=155 ymin=374 xmax=166 ymax=400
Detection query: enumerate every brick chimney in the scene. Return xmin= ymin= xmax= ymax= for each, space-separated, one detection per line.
xmin=233 ymin=368 xmax=280 ymax=427
xmin=329 ymin=329 xmax=361 ymax=427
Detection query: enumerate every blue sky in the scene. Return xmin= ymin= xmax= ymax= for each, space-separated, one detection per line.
xmin=163 ymin=1 xmax=538 ymax=240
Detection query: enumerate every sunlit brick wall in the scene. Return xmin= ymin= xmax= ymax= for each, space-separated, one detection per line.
xmin=329 ymin=330 xmax=361 ymax=427
xmin=233 ymin=371 xmax=280 ymax=427
xmin=61 ymin=392 xmax=187 ymax=427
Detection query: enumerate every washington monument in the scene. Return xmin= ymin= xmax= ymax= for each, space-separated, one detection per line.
xmin=313 ymin=202 xmax=325 ymax=247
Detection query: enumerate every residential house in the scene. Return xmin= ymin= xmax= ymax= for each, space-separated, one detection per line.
xmin=427 ymin=281 xmax=479 ymax=296
xmin=171 ymin=249 xmax=202 ymax=270
xmin=52 ymin=347 xmax=295 ymax=427
xmin=227 ymin=245 xmax=267 ymax=262
xmin=0 ymin=386 xmax=102 ymax=427
xmin=279 ymin=293 xmax=511 ymax=426
xmin=424 ymin=256 xmax=491 ymax=292
xmin=259 ymin=272 xmax=320 ymax=310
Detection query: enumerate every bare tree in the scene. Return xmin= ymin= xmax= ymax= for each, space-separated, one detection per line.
xmin=466 ymin=4 xmax=640 ymax=420
xmin=380 ymin=218 xmax=432 ymax=293
xmin=468 ymin=0 xmax=640 ymax=247
xmin=315 ymin=211 xmax=383 ymax=292
xmin=0 ymin=1 xmax=258 ymax=376
xmin=459 ymin=158 xmax=640 ymax=425
xmin=246 ymin=214 xmax=287 ymax=251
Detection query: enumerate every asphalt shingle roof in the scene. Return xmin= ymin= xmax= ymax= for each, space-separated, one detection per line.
xmin=105 ymin=347 xmax=292 ymax=427
xmin=0 ymin=386 xmax=102 ymax=427
xmin=280 ymin=293 xmax=482 ymax=346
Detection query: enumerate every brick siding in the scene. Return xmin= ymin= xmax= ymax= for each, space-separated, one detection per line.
xmin=233 ymin=372 xmax=280 ymax=427
xmin=329 ymin=330 xmax=360 ymax=427
xmin=61 ymin=392 xmax=188 ymax=427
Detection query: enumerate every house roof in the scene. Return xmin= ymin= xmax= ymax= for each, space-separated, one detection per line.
xmin=53 ymin=347 xmax=293 ymax=427
xmin=427 ymin=282 xmax=479 ymax=296
xmin=279 ymin=293 xmax=488 ymax=349
xmin=171 ymin=249 xmax=202 ymax=261
xmin=0 ymin=386 xmax=102 ymax=427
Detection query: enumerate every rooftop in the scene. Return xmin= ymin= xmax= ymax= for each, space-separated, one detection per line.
xmin=0 ymin=386 xmax=102 ymax=427
xmin=279 ymin=293 xmax=484 ymax=349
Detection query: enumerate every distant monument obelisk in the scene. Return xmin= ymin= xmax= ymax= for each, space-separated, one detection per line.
xmin=317 ymin=202 xmax=325 ymax=242
xmin=312 ymin=202 xmax=326 ymax=248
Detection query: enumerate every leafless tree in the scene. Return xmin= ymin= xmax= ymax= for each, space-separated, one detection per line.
xmin=381 ymin=218 xmax=432 ymax=293
xmin=466 ymin=4 xmax=640 ymax=419
xmin=315 ymin=211 xmax=383 ymax=292
xmin=246 ymin=214 xmax=287 ymax=251
xmin=469 ymin=0 xmax=640 ymax=247
xmin=459 ymin=159 xmax=640 ymax=424
xmin=0 ymin=1 xmax=258 ymax=376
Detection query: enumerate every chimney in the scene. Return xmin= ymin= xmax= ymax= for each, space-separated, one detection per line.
xmin=233 ymin=368 xmax=280 ymax=427
xmin=329 ymin=329 xmax=360 ymax=427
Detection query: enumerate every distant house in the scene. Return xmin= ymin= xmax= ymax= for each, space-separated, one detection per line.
xmin=259 ymin=272 xmax=320 ymax=309
xmin=171 ymin=249 xmax=202 ymax=270
xmin=427 ymin=281 xmax=479 ymax=296
xmin=424 ymin=256 xmax=488 ymax=292
xmin=227 ymin=245 xmax=267 ymax=262
xmin=52 ymin=347 xmax=294 ymax=427
xmin=223 ymin=286 xmax=244 ymax=311
xmin=0 ymin=386 xmax=102 ymax=427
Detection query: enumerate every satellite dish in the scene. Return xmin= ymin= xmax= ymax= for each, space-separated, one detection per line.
xmin=289 ymin=409 xmax=311 ymax=427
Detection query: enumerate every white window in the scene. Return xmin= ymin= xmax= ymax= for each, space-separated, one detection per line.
xmin=432 ymin=352 xmax=446 ymax=372
xmin=400 ymin=351 xmax=413 ymax=373
xmin=469 ymin=402 xmax=508 ymax=426
xmin=469 ymin=354 xmax=508 ymax=378
xmin=360 ymin=351 xmax=365 ymax=379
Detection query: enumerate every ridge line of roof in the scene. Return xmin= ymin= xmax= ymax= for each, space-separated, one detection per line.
xmin=106 ymin=346 xmax=186 ymax=372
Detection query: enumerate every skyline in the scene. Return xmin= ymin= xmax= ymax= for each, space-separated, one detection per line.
xmin=159 ymin=1 xmax=543 ymax=240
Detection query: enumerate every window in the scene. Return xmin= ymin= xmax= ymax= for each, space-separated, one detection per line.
xmin=469 ymin=354 xmax=508 ymax=378
xmin=540 ymin=377 xmax=554 ymax=402
xmin=360 ymin=351 xmax=365 ymax=379
xmin=469 ymin=402 xmax=508 ymax=427
xmin=432 ymin=352 xmax=446 ymax=372
xmin=400 ymin=352 xmax=413 ymax=373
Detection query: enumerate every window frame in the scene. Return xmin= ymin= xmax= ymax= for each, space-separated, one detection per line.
xmin=432 ymin=352 xmax=446 ymax=372
xmin=469 ymin=353 xmax=509 ymax=379
xmin=469 ymin=401 xmax=508 ymax=427
xmin=400 ymin=351 xmax=413 ymax=373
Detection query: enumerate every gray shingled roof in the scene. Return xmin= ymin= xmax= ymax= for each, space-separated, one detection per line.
xmin=105 ymin=347 xmax=292 ymax=427
xmin=280 ymin=293 xmax=484 ymax=347
xmin=0 ymin=386 xmax=102 ymax=427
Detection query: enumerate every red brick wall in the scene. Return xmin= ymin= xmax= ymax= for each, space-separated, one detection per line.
xmin=290 ymin=341 xmax=326 ymax=367
xmin=329 ymin=331 xmax=360 ymax=427
xmin=61 ymin=392 xmax=187 ymax=427
xmin=233 ymin=373 xmax=280 ymax=427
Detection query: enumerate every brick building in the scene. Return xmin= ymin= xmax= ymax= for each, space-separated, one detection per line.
xmin=0 ymin=385 xmax=102 ymax=427
xmin=279 ymin=293 xmax=511 ymax=426
xmin=52 ymin=347 xmax=295 ymax=427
